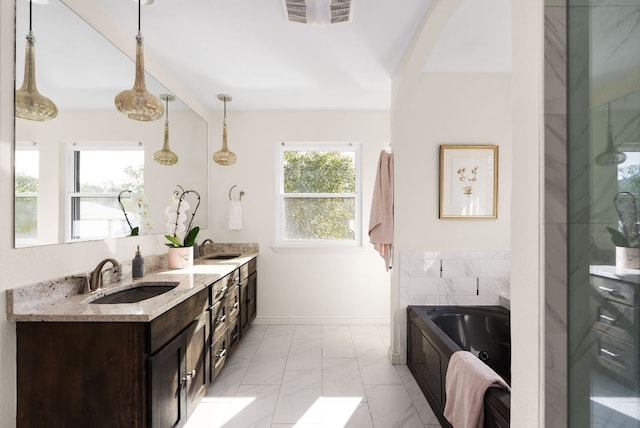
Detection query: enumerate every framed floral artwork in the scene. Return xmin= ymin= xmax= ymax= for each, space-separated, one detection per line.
xmin=439 ymin=144 xmax=498 ymax=219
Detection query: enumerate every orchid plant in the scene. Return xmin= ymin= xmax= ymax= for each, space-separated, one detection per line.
xmin=164 ymin=185 xmax=201 ymax=248
xmin=118 ymin=190 xmax=153 ymax=236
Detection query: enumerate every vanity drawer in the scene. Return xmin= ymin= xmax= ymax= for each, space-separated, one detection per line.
xmin=240 ymin=259 xmax=256 ymax=280
xmin=228 ymin=317 xmax=240 ymax=349
xmin=591 ymin=276 xmax=636 ymax=305
xmin=211 ymin=333 xmax=227 ymax=382
xmin=212 ymin=298 xmax=227 ymax=343
xmin=227 ymin=286 xmax=240 ymax=321
xmin=595 ymin=331 xmax=637 ymax=380
xmin=593 ymin=299 xmax=636 ymax=343
xmin=211 ymin=281 xmax=228 ymax=304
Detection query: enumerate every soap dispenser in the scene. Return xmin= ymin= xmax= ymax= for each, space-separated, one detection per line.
xmin=132 ymin=245 xmax=144 ymax=279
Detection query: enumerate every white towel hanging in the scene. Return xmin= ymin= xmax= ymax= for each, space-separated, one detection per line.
xmin=228 ymin=199 xmax=243 ymax=230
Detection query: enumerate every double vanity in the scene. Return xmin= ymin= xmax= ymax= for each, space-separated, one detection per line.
xmin=6 ymin=245 xmax=258 ymax=428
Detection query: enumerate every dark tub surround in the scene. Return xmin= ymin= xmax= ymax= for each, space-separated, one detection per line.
xmin=407 ymin=305 xmax=511 ymax=428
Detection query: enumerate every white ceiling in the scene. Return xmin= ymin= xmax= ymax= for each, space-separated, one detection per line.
xmin=17 ymin=0 xmax=515 ymax=111
xmin=92 ymin=0 xmax=433 ymax=111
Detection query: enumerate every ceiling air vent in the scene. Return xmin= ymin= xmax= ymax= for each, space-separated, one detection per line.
xmin=282 ymin=0 xmax=354 ymax=26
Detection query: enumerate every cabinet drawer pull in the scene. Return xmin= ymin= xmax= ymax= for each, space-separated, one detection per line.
xmin=216 ymin=349 xmax=227 ymax=360
xmin=233 ymin=302 xmax=239 ymax=309
xmin=217 ymin=314 xmax=226 ymax=324
xmin=180 ymin=369 xmax=197 ymax=389
xmin=598 ymin=286 xmax=627 ymax=300
xmin=600 ymin=348 xmax=620 ymax=358
xmin=599 ymin=314 xmax=616 ymax=324
xmin=215 ymin=286 xmax=228 ymax=300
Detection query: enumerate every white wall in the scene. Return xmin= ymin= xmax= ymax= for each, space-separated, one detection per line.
xmin=208 ymin=111 xmax=392 ymax=323
xmin=390 ymin=0 xmax=543 ymax=426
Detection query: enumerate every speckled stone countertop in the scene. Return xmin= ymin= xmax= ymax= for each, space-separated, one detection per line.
xmin=6 ymin=244 xmax=258 ymax=323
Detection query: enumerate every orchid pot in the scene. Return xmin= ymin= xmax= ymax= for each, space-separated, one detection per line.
xmin=167 ymin=246 xmax=194 ymax=269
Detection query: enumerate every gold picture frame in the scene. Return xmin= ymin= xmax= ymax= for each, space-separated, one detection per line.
xmin=439 ymin=144 xmax=498 ymax=219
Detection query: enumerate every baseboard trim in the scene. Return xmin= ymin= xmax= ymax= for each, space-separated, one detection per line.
xmin=254 ymin=316 xmax=391 ymax=325
xmin=388 ymin=348 xmax=402 ymax=365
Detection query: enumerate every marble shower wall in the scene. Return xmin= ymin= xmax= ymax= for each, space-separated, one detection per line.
xmin=396 ymin=250 xmax=511 ymax=364
xmin=545 ymin=0 xmax=567 ymax=427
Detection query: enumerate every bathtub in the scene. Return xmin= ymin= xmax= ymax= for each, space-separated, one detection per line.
xmin=407 ymin=306 xmax=510 ymax=428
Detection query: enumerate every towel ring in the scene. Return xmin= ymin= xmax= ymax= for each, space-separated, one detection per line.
xmin=228 ymin=185 xmax=245 ymax=201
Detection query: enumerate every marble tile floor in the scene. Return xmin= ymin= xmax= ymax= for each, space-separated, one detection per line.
xmin=185 ymin=324 xmax=441 ymax=428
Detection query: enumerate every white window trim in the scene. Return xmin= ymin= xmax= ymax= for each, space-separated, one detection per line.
xmin=275 ymin=141 xmax=362 ymax=248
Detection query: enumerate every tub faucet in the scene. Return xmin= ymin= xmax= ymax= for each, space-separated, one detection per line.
xmin=89 ymin=258 xmax=120 ymax=292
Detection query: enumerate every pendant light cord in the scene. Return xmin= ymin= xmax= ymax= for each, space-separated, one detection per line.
xmin=29 ymin=0 xmax=32 ymax=32
xmin=138 ymin=0 xmax=141 ymax=32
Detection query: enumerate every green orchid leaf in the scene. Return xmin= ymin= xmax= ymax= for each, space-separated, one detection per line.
xmin=183 ymin=226 xmax=200 ymax=248
xmin=164 ymin=234 xmax=183 ymax=248
xmin=606 ymin=227 xmax=632 ymax=248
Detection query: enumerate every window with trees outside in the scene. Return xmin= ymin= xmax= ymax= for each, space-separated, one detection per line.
xmin=15 ymin=142 xmax=39 ymax=246
xmin=66 ymin=143 xmax=144 ymax=242
xmin=276 ymin=142 xmax=361 ymax=247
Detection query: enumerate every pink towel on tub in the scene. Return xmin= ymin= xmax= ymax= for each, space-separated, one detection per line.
xmin=444 ymin=350 xmax=510 ymax=428
xmin=368 ymin=150 xmax=394 ymax=271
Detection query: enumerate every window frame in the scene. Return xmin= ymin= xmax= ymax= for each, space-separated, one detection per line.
xmin=64 ymin=142 xmax=144 ymax=242
xmin=275 ymin=141 xmax=362 ymax=248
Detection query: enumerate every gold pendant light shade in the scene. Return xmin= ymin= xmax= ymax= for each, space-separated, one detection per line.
xmin=595 ymin=103 xmax=627 ymax=166
xmin=213 ymin=94 xmax=237 ymax=166
xmin=15 ymin=3 xmax=58 ymax=121
xmin=115 ymin=32 xmax=164 ymax=121
xmin=153 ymin=94 xmax=179 ymax=165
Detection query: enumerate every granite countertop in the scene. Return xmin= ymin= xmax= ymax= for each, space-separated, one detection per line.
xmin=6 ymin=249 xmax=257 ymax=323
xmin=590 ymin=265 xmax=640 ymax=284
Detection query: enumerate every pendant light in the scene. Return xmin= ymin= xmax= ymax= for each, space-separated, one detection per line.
xmin=595 ymin=103 xmax=626 ymax=166
xmin=213 ymin=94 xmax=237 ymax=166
xmin=15 ymin=0 xmax=58 ymax=121
xmin=114 ymin=0 xmax=164 ymax=121
xmin=153 ymin=94 xmax=179 ymax=165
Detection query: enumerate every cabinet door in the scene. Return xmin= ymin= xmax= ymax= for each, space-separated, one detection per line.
xmin=185 ymin=312 xmax=209 ymax=417
xmin=240 ymin=281 xmax=248 ymax=335
xmin=247 ymin=271 xmax=257 ymax=324
xmin=149 ymin=332 xmax=187 ymax=428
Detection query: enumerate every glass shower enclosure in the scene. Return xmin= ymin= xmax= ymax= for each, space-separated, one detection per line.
xmin=568 ymin=0 xmax=640 ymax=426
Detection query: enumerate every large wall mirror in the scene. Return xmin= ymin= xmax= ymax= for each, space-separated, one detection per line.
xmin=14 ymin=0 xmax=209 ymax=248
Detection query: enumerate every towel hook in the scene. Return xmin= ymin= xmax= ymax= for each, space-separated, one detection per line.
xmin=228 ymin=185 xmax=245 ymax=201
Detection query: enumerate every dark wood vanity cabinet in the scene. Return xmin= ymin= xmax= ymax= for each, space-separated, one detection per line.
xmin=16 ymin=287 xmax=209 ymax=428
xmin=149 ymin=309 xmax=209 ymax=428
xmin=15 ymin=256 xmax=258 ymax=428
xmin=239 ymin=259 xmax=258 ymax=337
xmin=590 ymin=272 xmax=639 ymax=386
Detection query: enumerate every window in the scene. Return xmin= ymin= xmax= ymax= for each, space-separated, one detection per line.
xmin=276 ymin=142 xmax=361 ymax=247
xmin=15 ymin=142 xmax=39 ymax=246
xmin=66 ymin=143 xmax=144 ymax=242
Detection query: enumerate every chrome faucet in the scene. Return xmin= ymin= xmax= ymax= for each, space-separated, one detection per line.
xmin=199 ymin=239 xmax=214 ymax=256
xmin=89 ymin=258 xmax=120 ymax=292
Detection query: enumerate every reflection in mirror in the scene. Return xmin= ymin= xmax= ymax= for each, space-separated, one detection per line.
xmin=14 ymin=0 xmax=208 ymax=248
